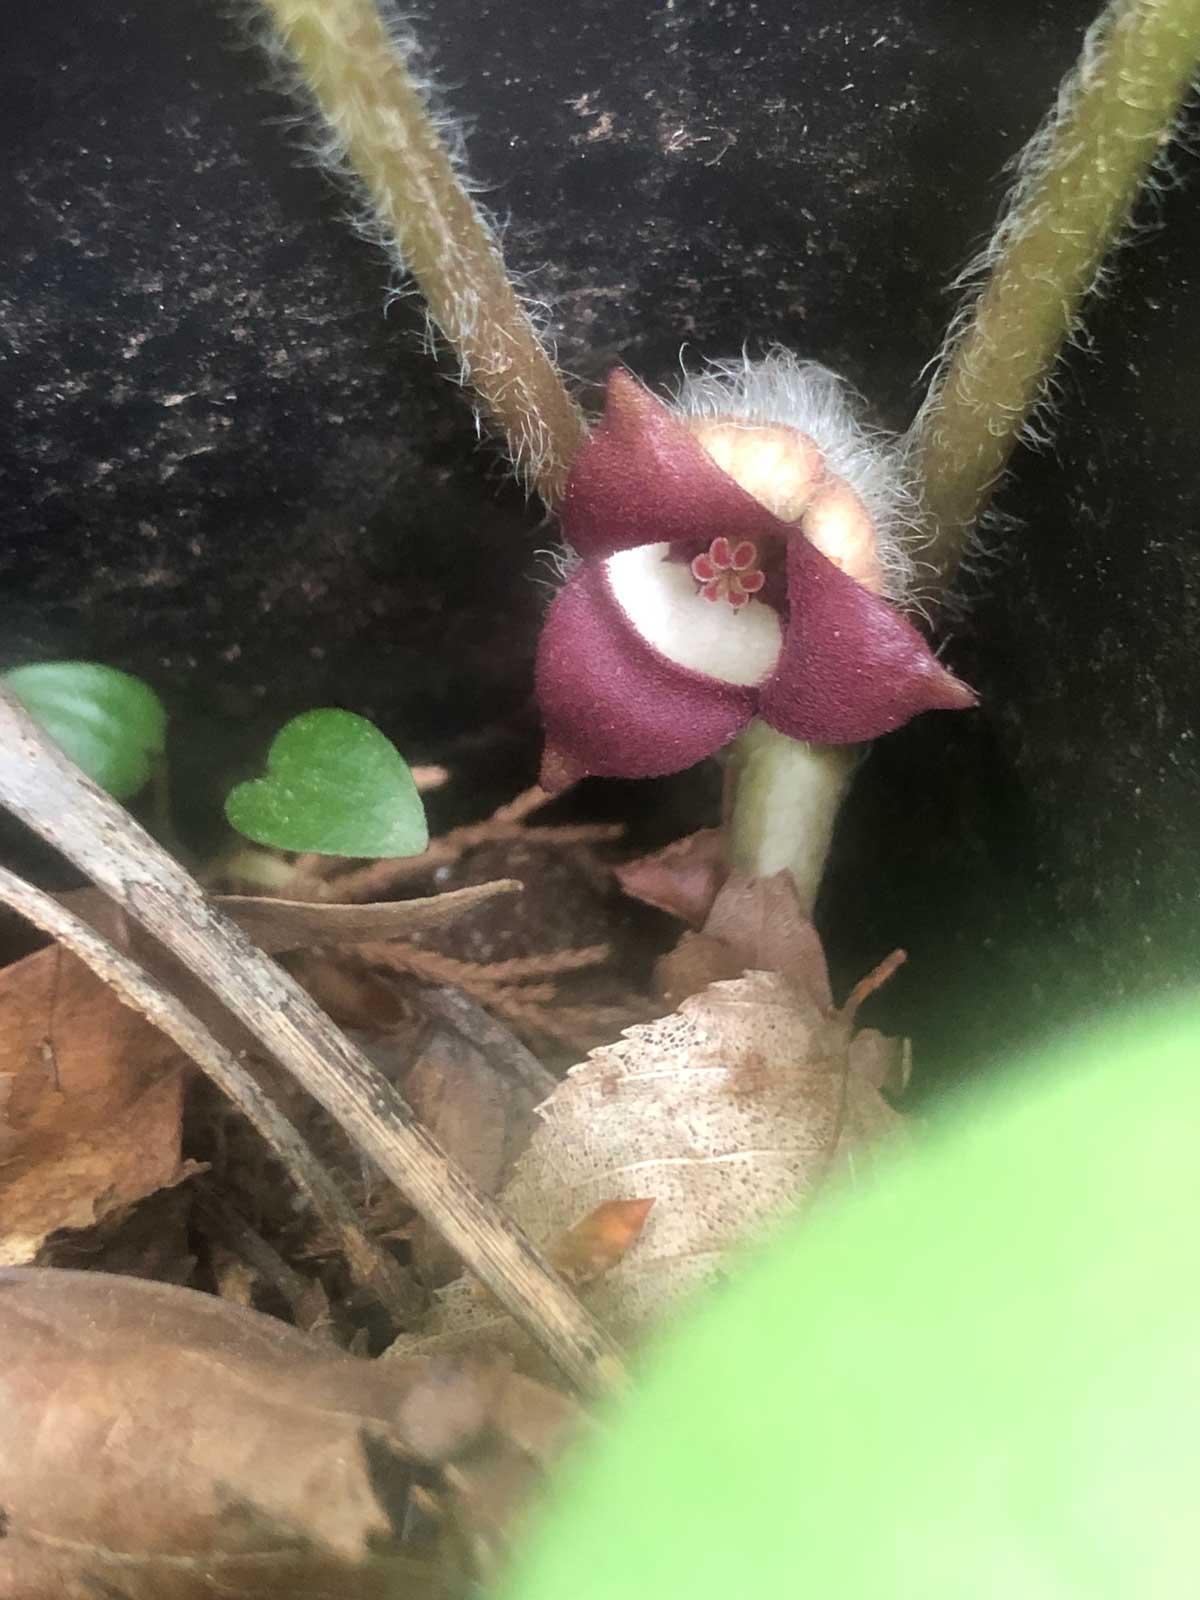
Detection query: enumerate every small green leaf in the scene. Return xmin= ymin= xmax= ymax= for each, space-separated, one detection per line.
xmin=224 ymin=709 xmax=428 ymax=858
xmin=4 ymin=661 xmax=167 ymax=801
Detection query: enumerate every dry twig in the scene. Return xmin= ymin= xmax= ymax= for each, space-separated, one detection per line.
xmin=329 ymin=819 xmax=623 ymax=904
xmin=194 ymin=1182 xmax=332 ymax=1336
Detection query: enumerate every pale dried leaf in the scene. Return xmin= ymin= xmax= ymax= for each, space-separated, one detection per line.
xmin=503 ymin=971 xmax=900 ymax=1338
xmin=653 ymin=928 xmax=750 ymax=1006
xmin=849 ymin=1027 xmax=913 ymax=1098
xmin=395 ymin=970 xmax=906 ymax=1359
xmin=0 ymin=947 xmax=194 ymax=1265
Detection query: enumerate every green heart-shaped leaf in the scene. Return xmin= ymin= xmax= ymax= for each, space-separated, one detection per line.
xmin=4 ymin=661 xmax=167 ymax=801
xmin=224 ymin=709 xmax=428 ymax=858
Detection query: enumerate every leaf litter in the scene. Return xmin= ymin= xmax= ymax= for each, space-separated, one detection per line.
xmin=0 ymin=783 xmax=910 ymax=1595
xmin=0 ymin=945 xmax=199 ymax=1266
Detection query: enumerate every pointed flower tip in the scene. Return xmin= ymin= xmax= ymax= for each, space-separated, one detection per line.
xmin=539 ymin=744 xmax=586 ymax=794
xmin=603 ymin=366 xmax=670 ymax=438
xmin=606 ymin=366 xmax=643 ymax=405
xmin=931 ymin=666 xmax=977 ymax=713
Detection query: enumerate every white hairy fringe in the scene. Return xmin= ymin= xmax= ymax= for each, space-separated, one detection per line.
xmin=913 ymin=0 xmax=1198 ymax=487
xmin=907 ymin=3 xmax=1198 ymax=609
xmin=671 ymin=350 xmax=921 ymax=606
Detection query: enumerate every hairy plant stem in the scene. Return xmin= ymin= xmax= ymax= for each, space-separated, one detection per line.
xmin=909 ymin=0 xmax=1200 ymax=586
xmin=261 ymin=0 xmax=587 ymax=505
xmin=732 ymin=0 xmax=1200 ymax=889
xmin=726 ymin=724 xmax=860 ymax=915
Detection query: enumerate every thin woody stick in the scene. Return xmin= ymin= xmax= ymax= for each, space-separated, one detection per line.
xmin=0 ymin=691 xmax=624 ymax=1396
xmin=261 ymin=0 xmax=588 ymax=505
xmin=0 ymin=862 xmax=419 ymax=1325
xmin=194 ymin=1182 xmax=333 ymax=1336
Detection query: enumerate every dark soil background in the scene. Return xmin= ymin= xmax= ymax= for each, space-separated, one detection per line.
xmin=3 ymin=0 xmax=1198 ymax=1094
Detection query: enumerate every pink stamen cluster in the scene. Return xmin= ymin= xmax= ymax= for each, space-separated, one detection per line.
xmin=690 ymin=537 xmax=766 ymax=609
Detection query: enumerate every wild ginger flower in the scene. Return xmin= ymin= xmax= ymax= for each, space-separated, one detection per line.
xmin=536 ymin=357 xmax=974 ymax=790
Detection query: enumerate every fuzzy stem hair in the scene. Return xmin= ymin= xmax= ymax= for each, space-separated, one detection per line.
xmin=261 ymin=0 xmax=588 ymax=505
xmin=909 ymin=0 xmax=1200 ymax=586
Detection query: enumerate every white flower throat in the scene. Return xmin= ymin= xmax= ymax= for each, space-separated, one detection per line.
xmin=604 ymin=414 xmax=887 ymax=690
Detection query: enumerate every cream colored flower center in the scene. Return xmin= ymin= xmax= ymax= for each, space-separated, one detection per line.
xmin=603 ymin=419 xmax=883 ymax=690
xmin=690 ymin=418 xmax=884 ymax=594
xmin=605 ymin=542 xmax=783 ymax=687
xmin=689 ymin=420 xmax=825 ymax=522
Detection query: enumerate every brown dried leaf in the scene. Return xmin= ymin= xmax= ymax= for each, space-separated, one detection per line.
xmin=217 ymin=879 xmax=521 ymax=954
xmin=655 ymin=872 xmax=832 ymax=1007
xmin=396 ymin=967 xmax=907 ymax=1363
xmin=615 ymin=828 xmax=726 ymax=926
xmin=703 ymin=872 xmax=832 ymax=1004
xmin=653 ymin=930 xmax=745 ymax=1007
xmin=405 ymin=1026 xmax=540 ymax=1286
xmin=0 ymin=1267 xmax=580 ymax=1598
xmin=0 ymin=947 xmax=195 ymax=1266
xmin=548 ymin=1199 xmax=656 ymax=1288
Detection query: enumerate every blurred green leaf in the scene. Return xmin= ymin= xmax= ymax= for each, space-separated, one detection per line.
xmin=502 ymin=1005 xmax=1200 ymax=1599
xmin=4 ymin=661 xmax=167 ymax=801
xmin=224 ymin=708 xmax=428 ymax=858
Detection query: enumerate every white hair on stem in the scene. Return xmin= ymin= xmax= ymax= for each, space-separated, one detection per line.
xmin=252 ymin=0 xmax=586 ymax=505
xmin=908 ymin=0 xmax=1200 ymax=593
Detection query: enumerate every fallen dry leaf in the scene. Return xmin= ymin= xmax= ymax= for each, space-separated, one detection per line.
xmin=655 ymin=871 xmax=833 ymax=1006
xmin=394 ymin=965 xmax=907 ymax=1365
xmin=405 ymin=1024 xmax=541 ymax=1286
xmin=512 ymin=971 xmax=906 ymax=1343
xmin=218 ymin=880 xmax=522 ymax=954
xmin=615 ymin=829 xmax=726 ymax=926
xmin=548 ymin=1199 xmax=656 ymax=1288
xmin=0 ymin=946 xmax=196 ymax=1266
xmin=0 ymin=1267 xmax=580 ymax=1599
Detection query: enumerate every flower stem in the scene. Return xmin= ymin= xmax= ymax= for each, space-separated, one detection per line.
xmin=909 ymin=0 xmax=1200 ymax=587
xmin=726 ymin=722 xmax=860 ymax=914
xmin=260 ymin=0 xmax=588 ymax=505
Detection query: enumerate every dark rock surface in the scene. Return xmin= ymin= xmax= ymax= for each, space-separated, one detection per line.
xmin=2 ymin=0 xmax=1198 ymax=1090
